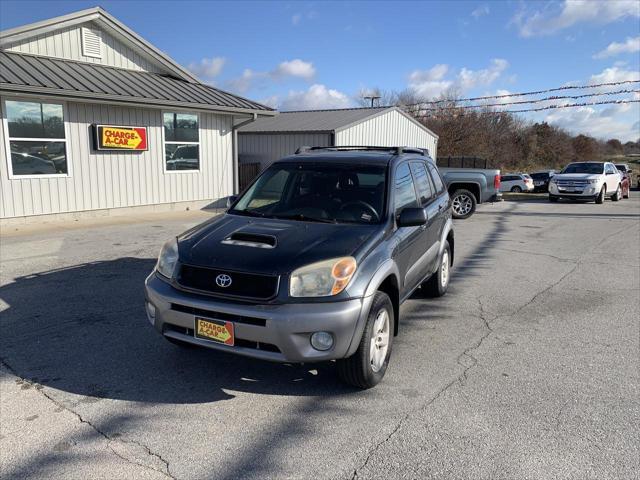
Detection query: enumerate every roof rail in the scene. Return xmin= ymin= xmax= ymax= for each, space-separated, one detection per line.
xmin=294 ymin=146 xmax=429 ymax=156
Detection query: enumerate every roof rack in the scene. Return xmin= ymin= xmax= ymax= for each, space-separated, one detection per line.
xmin=295 ymin=146 xmax=429 ymax=156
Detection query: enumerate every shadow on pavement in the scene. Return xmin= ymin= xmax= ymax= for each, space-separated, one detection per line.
xmin=0 ymin=258 xmax=357 ymax=404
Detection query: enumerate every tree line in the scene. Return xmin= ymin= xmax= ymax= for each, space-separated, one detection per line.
xmin=358 ymin=89 xmax=640 ymax=172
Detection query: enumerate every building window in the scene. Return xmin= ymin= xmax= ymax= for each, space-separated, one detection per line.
xmin=163 ymin=112 xmax=199 ymax=171
xmin=4 ymin=100 xmax=69 ymax=177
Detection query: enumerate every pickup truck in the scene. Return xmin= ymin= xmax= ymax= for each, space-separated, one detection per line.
xmin=438 ymin=167 xmax=502 ymax=219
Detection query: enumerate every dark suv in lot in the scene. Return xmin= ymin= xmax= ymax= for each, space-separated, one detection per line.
xmin=145 ymin=146 xmax=454 ymax=388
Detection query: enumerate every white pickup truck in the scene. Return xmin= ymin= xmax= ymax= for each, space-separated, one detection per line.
xmin=548 ymin=162 xmax=623 ymax=204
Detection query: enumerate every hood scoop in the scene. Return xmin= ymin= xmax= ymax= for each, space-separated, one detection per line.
xmin=222 ymin=231 xmax=277 ymax=249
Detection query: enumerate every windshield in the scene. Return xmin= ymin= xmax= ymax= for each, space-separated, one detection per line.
xmin=230 ymin=163 xmax=387 ymax=224
xmin=530 ymin=173 xmax=549 ymax=180
xmin=615 ymin=164 xmax=627 ymax=171
xmin=561 ymin=163 xmax=604 ymax=174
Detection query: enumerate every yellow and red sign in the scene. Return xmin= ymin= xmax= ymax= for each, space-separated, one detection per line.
xmin=195 ymin=317 xmax=235 ymax=346
xmin=95 ymin=125 xmax=148 ymax=151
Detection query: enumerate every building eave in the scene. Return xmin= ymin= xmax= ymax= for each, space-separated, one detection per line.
xmin=0 ymin=6 xmax=200 ymax=84
xmin=0 ymin=85 xmax=278 ymax=117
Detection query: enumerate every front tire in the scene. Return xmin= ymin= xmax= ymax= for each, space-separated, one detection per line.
xmin=549 ymin=194 xmax=559 ymax=203
xmin=450 ymin=189 xmax=477 ymax=219
xmin=337 ymin=292 xmax=394 ymax=389
xmin=511 ymin=186 xmax=522 ymax=193
xmin=422 ymin=241 xmax=451 ymax=297
xmin=595 ymin=186 xmax=606 ymax=204
xmin=612 ymin=184 xmax=622 ymax=202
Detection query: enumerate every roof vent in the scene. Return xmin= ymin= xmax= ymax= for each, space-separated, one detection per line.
xmin=81 ymin=27 xmax=102 ymax=59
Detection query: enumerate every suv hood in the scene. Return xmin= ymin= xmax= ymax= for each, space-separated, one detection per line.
xmin=553 ymin=173 xmax=602 ymax=180
xmin=177 ymin=214 xmax=379 ymax=275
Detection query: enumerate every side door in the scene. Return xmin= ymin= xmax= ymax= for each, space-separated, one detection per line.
xmin=391 ymin=162 xmax=424 ymax=295
xmin=405 ymin=161 xmax=439 ymax=284
xmin=427 ymin=162 xmax=450 ymax=240
xmin=604 ymin=163 xmax=619 ymax=192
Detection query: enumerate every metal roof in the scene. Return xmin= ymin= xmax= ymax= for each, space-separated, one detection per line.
xmin=0 ymin=51 xmax=275 ymax=115
xmin=238 ymin=107 xmax=391 ymax=133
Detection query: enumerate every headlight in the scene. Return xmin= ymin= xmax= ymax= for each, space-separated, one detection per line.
xmin=156 ymin=238 xmax=179 ymax=279
xmin=550 ymin=178 xmax=558 ymax=184
xmin=586 ymin=179 xmax=599 ymax=184
xmin=290 ymin=257 xmax=357 ymax=297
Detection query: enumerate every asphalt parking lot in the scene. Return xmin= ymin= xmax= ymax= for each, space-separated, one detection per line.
xmin=1 ymin=193 xmax=639 ymax=480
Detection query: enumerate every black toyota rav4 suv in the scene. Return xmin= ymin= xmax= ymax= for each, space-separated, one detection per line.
xmin=145 ymin=146 xmax=454 ymax=388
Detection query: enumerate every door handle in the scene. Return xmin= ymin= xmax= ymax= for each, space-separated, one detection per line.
xmin=420 ymin=224 xmax=427 ymax=231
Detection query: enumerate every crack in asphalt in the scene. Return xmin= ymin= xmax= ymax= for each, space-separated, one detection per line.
xmin=349 ymin=216 xmax=613 ymax=479
xmin=0 ymin=359 xmax=174 ymax=479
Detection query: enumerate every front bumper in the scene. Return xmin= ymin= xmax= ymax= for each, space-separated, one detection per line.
xmin=144 ymin=273 xmax=368 ymax=363
xmin=549 ymin=182 xmax=600 ymax=198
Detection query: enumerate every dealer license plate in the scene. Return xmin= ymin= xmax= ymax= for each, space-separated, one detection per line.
xmin=534 ymin=181 xmax=543 ymax=186
xmin=195 ymin=317 xmax=234 ymax=345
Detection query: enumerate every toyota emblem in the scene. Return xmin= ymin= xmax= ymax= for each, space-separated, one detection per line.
xmin=215 ymin=274 xmax=232 ymax=288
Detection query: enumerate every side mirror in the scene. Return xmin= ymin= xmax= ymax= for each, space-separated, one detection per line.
xmin=226 ymin=195 xmax=238 ymax=208
xmin=628 ymin=169 xmax=633 ymax=174
xmin=397 ymin=207 xmax=428 ymax=227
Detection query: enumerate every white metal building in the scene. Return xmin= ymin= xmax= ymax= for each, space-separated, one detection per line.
xmin=238 ymin=107 xmax=438 ymax=171
xmin=0 ymin=7 xmax=275 ymax=222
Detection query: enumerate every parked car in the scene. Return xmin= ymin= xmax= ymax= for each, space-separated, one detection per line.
xmin=438 ymin=166 xmax=502 ymax=219
xmin=499 ymin=174 xmax=534 ymax=193
xmin=548 ymin=162 xmax=623 ymax=203
xmin=145 ymin=146 xmax=454 ymax=389
xmin=615 ymin=164 xmax=632 ymax=198
xmin=10 ymin=151 xmax=57 ymax=175
xmin=530 ymin=170 xmax=556 ymax=193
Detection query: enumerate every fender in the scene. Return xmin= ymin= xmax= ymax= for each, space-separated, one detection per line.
xmin=344 ymin=259 xmax=400 ymax=358
xmin=438 ymin=217 xmax=454 ymax=260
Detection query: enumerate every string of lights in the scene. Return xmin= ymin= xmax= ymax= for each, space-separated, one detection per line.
xmin=411 ymin=99 xmax=640 ymax=118
xmin=412 ymin=89 xmax=640 ymax=112
xmin=404 ymin=79 xmax=640 ymax=107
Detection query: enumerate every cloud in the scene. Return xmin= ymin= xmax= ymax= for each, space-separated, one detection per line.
xmin=512 ymin=0 xmax=639 ymax=37
xmin=278 ymin=84 xmax=353 ymax=111
xmin=543 ymin=65 xmax=640 ymax=142
xmin=471 ymin=4 xmax=490 ymax=18
xmin=292 ymin=13 xmax=302 ymax=25
xmin=272 ymin=59 xmax=316 ymax=81
xmin=589 ymin=66 xmax=640 ymax=84
xmin=188 ymin=57 xmax=226 ymax=80
xmin=545 ymin=104 xmax=640 ymax=142
xmin=408 ymin=59 xmax=509 ymax=99
xmin=593 ymin=36 xmax=640 ymax=59
xmin=292 ymin=10 xmax=317 ymax=26
xmin=227 ymin=59 xmax=316 ymax=93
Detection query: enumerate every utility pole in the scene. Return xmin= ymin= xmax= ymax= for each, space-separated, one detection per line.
xmin=363 ymin=95 xmax=381 ymax=108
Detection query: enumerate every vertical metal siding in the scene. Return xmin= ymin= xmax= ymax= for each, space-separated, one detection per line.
xmin=4 ymin=24 xmax=163 ymax=73
xmin=0 ymin=99 xmax=233 ymax=218
xmin=335 ymin=110 xmax=438 ymax=159
xmin=238 ymin=133 xmax=332 ymax=171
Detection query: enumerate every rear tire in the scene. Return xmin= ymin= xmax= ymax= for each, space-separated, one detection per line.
xmin=549 ymin=195 xmax=559 ymax=203
xmin=511 ymin=186 xmax=522 ymax=193
xmin=612 ymin=184 xmax=622 ymax=202
xmin=595 ymin=186 xmax=605 ymax=204
xmin=337 ymin=292 xmax=394 ymax=389
xmin=422 ymin=241 xmax=451 ymax=298
xmin=450 ymin=189 xmax=477 ymax=220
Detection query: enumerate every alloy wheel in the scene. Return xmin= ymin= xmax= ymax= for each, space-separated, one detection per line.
xmin=369 ymin=309 xmax=390 ymax=373
xmin=452 ymin=194 xmax=472 ymax=216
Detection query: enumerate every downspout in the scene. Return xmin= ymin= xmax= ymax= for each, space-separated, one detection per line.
xmin=232 ymin=113 xmax=258 ymax=194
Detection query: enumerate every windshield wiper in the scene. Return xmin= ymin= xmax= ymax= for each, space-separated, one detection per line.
xmin=231 ymin=209 xmax=270 ymax=218
xmin=272 ymin=214 xmax=338 ymax=224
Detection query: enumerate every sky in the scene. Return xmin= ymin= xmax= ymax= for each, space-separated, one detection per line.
xmin=1 ymin=0 xmax=639 ymax=141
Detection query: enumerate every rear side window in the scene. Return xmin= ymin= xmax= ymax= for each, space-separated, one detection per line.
xmin=410 ymin=162 xmax=433 ymax=205
xmin=427 ymin=164 xmax=445 ymax=194
xmin=394 ymin=163 xmax=419 ymax=212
